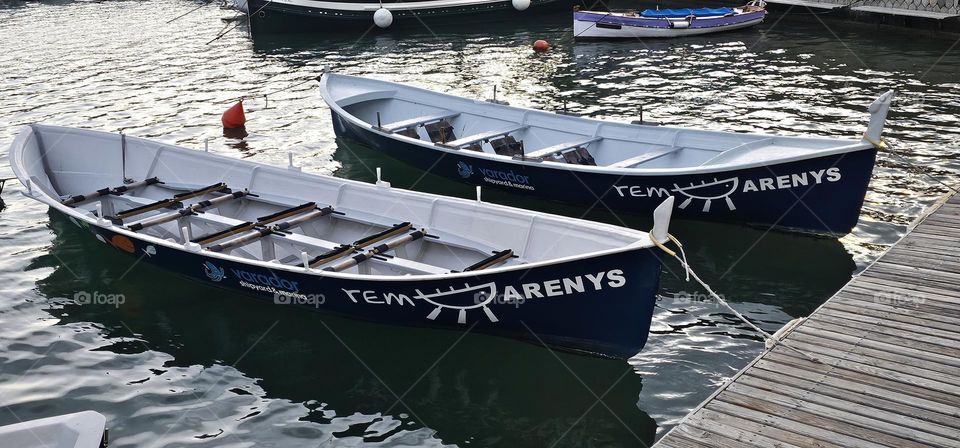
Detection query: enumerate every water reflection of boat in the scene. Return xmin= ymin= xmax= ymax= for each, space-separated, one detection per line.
xmin=573 ymin=1 xmax=767 ymax=39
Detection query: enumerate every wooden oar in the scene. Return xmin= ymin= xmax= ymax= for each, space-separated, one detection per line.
xmin=463 ymin=249 xmax=514 ymax=272
xmin=126 ymin=190 xmax=250 ymax=231
xmin=190 ymin=202 xmax=318 ymax=246
xmin=307 ymin=222 xmax=412 ymax=268
xmin=61 ymin=177 xmax=161 ymax=206
xmin=323 ymin=228 xmax=428 ymax=272
xmin=112 ymin=182 xmax=228 ymax=221
xmin=207 ymin=206 xmax=335 ymax=252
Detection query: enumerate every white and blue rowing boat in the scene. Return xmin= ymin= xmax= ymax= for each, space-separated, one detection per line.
xmin=574 ymin=1 xmax=767 ymax=39
xmin=319 ymin=70 xmax=894 ymax=235
xmin=10 ymin=124 xmax=674 ymax=357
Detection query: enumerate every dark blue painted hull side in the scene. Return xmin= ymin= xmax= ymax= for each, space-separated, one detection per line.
xmin=247 ymin=0 xmax=575 ymax=33
xmin=63 ymin=210 xmax=662 ymax=358
xmin=331 ymin=111 xmax=877 ymax=235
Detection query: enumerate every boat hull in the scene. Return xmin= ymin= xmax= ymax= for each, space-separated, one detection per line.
xmin=247 ymin=0 xmax=575 ymax=33
xmin=331 ymin=110 xmax=877 ymax=235
xmin=57 ymin=209 xmax=661 ymax=358
xmin=573 ymin=10 xmax=765 ymax=39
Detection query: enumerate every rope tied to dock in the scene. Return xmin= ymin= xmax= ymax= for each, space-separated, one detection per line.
xmin=652 ymin=234 xmax=825 ymax=364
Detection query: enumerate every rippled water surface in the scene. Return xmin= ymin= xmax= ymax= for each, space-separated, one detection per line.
xmin=1 ymin=1 xmax=959 ymax=446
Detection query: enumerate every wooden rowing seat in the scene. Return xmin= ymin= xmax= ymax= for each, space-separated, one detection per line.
xmin=380 ymin=112 xmax=460 ymax=133
xmin=191 ymin=202 xmax=319 ymax=246
xmin=108 ymin=183 xmax=228 ymax=223
xmin=61 ymin=177 xmax=162 ymax=206
xmin=438 ymin=125 xmax=528 ymax=149
xmin=463 ymin=249 xmax=514 ymax=272
xmin=607 ymin=147 xmax=680 ymax=168
xmin=308 ymin=222 xmax=412 ymax=267
xmin=526 ymin=137 xmax=602 ymax=160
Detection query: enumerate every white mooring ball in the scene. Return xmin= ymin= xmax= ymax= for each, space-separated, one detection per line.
xmin=374 ymin=8 xmax=393 ymax=28
xmin=512 ymin=0 xmax=530 ymax=10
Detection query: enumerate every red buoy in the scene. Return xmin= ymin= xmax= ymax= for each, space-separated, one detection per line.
xmin=533 ymin=40 xmax=549 ymax=53
xmin=221 ymin=100 xmax=246 ymax=129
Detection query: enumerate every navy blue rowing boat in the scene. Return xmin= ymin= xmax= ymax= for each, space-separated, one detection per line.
xmin=320 ymin=71 xmax=894 ymax=235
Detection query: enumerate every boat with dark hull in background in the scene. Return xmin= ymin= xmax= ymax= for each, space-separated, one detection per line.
xmin=238 ymin=0 xmax=577 ymax=33
xmin=320 ymin=70 xmax=894 ymax=235
xmin=10 ymin=124 xmax=675 ymax=358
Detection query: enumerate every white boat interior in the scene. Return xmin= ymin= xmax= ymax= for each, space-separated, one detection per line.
xmin=13 ymin=125 xmax=654 ymax=278
xmin=322 ymin=73 xmax=893 ymax=174
xmin=0 ymin=411 xmax=106 ymax=448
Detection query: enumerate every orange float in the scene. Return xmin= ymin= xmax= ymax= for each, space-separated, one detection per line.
xmin=221 ymin=100 xmax=246 ymax=129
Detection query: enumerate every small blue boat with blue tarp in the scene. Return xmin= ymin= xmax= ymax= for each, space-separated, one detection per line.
xmin=574 ymin=1 xmax=766 ymax=39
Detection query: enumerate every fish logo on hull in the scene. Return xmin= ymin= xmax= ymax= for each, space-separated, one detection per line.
xmin=457 ymin=161 xmax=473 ymax=178
xmin=204 ymin=262 xmax=226 ymax=282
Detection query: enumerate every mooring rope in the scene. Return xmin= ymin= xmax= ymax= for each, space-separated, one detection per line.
xmin=652 ymin=234 xmax=825 ymax=364
xmin=864 ymin=135 xmax=960 ymax=193
xmin=166 ymin=0 xmax=215 ymax=24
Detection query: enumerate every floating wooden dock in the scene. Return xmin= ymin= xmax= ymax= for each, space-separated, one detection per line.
xmin=654 ymin=192 xmax=960 ymax=448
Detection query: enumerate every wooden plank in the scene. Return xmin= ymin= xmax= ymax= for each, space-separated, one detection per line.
xmin=654 ymin=191 xmax=960 ymax=448
xmin=852 ymin=276 xmax=960 ymax=304
xmin=749 ymin=362 xmax=960 ymax=430
xmin=812 ymin=306 xmax=960 ymax=347
xmin=668 ymin=424 xmax=768 ymax=448
xmin=879 ymin=251 xmax=960 ymax=275
xmin=683 ymin=409 xmax=814 ymax=448
xmin=655 ymin=433 xmax=710 ymax=448
xmin=808 ymin=312 xmax=960 ymax=357
xmin=758 ymin=354 xmax=960 ymax=415
xmin=715 ymin=391 xmax=918 ymax=448
xmin=868 ymin=262 xmax=960 ymax=291
xmin=789 ymin=327 xmax=960 ymax=383
xmin=826 ymin=296 xmax=960 ymax=332
xmin=768 ymin=335 xmax=960 ymax=403
xmin=525 ymin=137 xmax=602 ymax=158
xmin=704 ymin=400 xmax=863 ymax=448
xmin=726 ymin=381 xmax=960 ymax=447
xmin=836 ymin=289 xmax=960 ymax=319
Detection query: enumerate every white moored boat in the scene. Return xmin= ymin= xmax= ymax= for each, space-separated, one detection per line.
xmin=10 ymin=124 xmax=675 ymax=357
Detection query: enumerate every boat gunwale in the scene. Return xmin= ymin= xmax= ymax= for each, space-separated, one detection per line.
xmin=320 ymin=72 xmax=877 ymax=176
xmin=10 ymin=124 xmax=656 ymax=283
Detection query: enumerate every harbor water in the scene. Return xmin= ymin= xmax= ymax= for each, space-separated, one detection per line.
xmin=1 ymin=1 xmax=958 ymax=446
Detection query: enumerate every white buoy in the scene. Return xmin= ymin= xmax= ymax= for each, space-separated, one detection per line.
xmin=373 ymin=8 xmax=393 ymax=28
xmin=512 ymin=0 xmax=530 ymax=11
